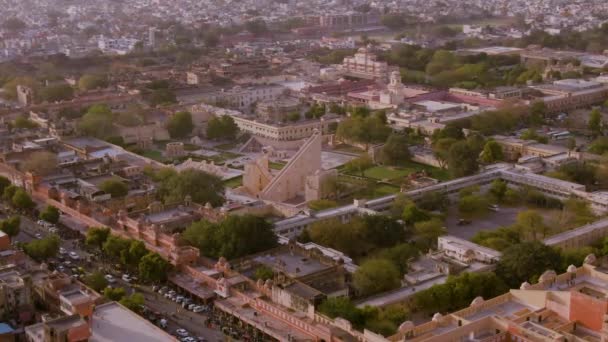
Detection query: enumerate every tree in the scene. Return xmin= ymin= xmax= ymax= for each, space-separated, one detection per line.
xmin=245 ymin=19 xmax=268 ymax=36
xmin=589 ymin=108 xmax=603 ymax=137
xmin=12 ymin=189 xmax=34 ymax=210
xmin=353 ymin=259 xmax=401 ymax=296
xmin=138 ymin=252 xmax=170 ymax=283
xmin=157 ymin=169 xmax=224 ymax=206
xmin=122 ymin=240 xmax=148 ymax=267
xmin=84 ymin=272 xmax=108 ymax=292
xmin=489 ymin=179 xmax=508 ymax=202
xmin=0 ymin=216 xmax=20 ymax=237
xmin=361 ymin=215 xmax=410 ymax=248
xmin=86 ymin=227 xmax=110 ymax=250
xmin=379 ymin=134 xmax=411 ymax=165
xmin=480 ymin=140 xmax=504 ymax=164
xmin=413 ymin=272 xmax=508 ymax=313
xmin=0 ymin=177 xmax=10 ymax=198
xmin=376 ymin=243 xmax=420 ymax=275
xmin=344 ymin=155 xmax=373 ymax=177
xmin=103 ymin=236 xmax=131 ymax=260
xmin=148 ymin=88 xmax=177 ymax=106
xmin=103 ymin=287 xmax=126 ymax=301
xmin=529 ymin=101 xmax=547 ymax=127
xmin=254 ymin=265 xmax=274 ymax=281
xmin=306 ymin=218 xmax=371 ymax=259
xmin=78 ymin=104 xmax=115 ymax=138
xmin=317 ymin=297 xmax=367 ymax=328
xmin=78 ymin=74 xmax=108 ymax=91
xmin=167 ymin=111 xmax=194 ymax=138
xmin=447 ymin=141 xmax=479 ymax=178
xmin=22 ymin=151 xmax=58 ymax=176
xmin=184 ymin=215 xmax=278 ymax=260
xmin=496 ymin=241 xmax=561 ymax=287
xmin=514 ymin=210 xmax=548 ymax=240
xmin=39 ymin=84 xmax=74 ymax=102
xmin=402 ymin=202 xmax=430 ymax=226
xmin=381 ymin=14 xmax=407 ymax=30
xmin=414 ymin=218 xmax=446 ymax=251
xmin=458 ymin=194 xmax=487 ymax=217
xmin=13 ymin=116 xmax=38 ymax=129
xmin=23 ymin=235 xmax=60 ymax=261
xmin=2 ymin=185 xmax=18 ymax=202
xmin=206 ymin=115 xmax=238 ymax=140
xmin=40 ymin=205 xmax=60 ymax=224
xmin=119 ymin=293 xmax=145 ymax=313
xmin=99 ymin=178 xmax=129 ymax=198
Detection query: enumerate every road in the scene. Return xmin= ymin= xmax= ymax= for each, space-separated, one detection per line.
xmin=12 ymin=200 xmax=227 ymax=341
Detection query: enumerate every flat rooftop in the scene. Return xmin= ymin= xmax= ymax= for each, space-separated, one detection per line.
xmin=91 ymin=302 xmax=175 ymax=342
xmin=253 ymin=250 xmax=331 ymax=278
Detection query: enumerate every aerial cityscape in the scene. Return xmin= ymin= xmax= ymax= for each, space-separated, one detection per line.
xmin=2 ymin=0 xmax=608 ymax=341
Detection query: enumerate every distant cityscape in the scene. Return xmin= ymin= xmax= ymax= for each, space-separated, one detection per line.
xmin=1 ymin=1 xmax=608 ymax=342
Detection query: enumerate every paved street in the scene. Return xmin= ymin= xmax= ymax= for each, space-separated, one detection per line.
xmin=11 ymin=197 xmax=227 ymax=341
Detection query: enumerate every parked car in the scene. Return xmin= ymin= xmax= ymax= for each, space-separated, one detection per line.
xmin=187 ymin=304 xmax=196 ymax=311
xmin=69 ymin=252 xmax=80 ymax=260
xmin=192 ymin=306 xmax=204 ymax=313
xmin=59 ymin=247 xmax=67 ymax=255
xmin=122 ymin=274 xmax=131 ymax=282
xmin=175 ymin=329 xmax=189 ymax=337
xmin=104 ymin=274 xmax=116 ymax=283
xmin=35 ymin=233 xmax=42 ymax=239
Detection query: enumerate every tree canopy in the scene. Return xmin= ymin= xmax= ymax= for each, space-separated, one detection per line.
xmin=206 ymin=115 xmax=238 ymax=140
xmin=167 ymin=111 xmax=194 ymax=138
xmin=183 ymin=215 xmax=278 ymax=259
xmin=495 ymin=241 xmax=562 ymax=288
xmin=99 ymin=178 xmax=129 ymax=198
xmin=78 ymin=74 xmax=108 ymax=91
xmin=40 ymin=205 xmax=60 ymax=224
xmin=156 ymin=169 xmax=224 ymax=206
xmin=379 ymin=134 xmax=411 ymax=166
xmin=78 ymin=104 xmax=115 ymax=138
xmin=353 ymin=259 xmax=401 ymax=296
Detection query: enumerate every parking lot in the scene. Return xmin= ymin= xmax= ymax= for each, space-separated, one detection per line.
xmin=445 ymin=205 xmax=559 ymax=240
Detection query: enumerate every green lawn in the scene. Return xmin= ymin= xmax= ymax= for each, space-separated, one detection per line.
xmin=363 ymin=167 xmax=411 ymax=180
xmin=346 ymin=161 xmax=450 ymax=182
xmin=223 ymin=176 xmax=243 ymax=188
xmin=269 ymin=162 xmax=286 ymax=170
xmin=142 ymin=150 xmax=164 ymax=162
xmin=215 ymin=142 xmax=238 ymax=151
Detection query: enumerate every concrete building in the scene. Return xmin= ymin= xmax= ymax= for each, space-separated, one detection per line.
xmin=202 ymin=85 xmax=285 ymax=112
xmin=390 ymin=260 xmax=608 ymax=342
xmin=243 ymin=130 xmax=330 ymax=204
xmin=232 ymin=115 xmax=339 ymax=141
xmin=341 ymin=47 xmax=391 ymax=82
xmin=533 ymin=79 xmax=608 ymax=113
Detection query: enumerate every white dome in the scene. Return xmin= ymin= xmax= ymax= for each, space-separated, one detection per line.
xmin=432 ymin=313 xmax=443 ymax=322
xmin=398 ymin=321 xmax=414 ymax=332
xmin=539 ymin=270 xmax=557 ymax=283
xmin=520 ymin=282 xmax=531 ymax=290
xmin=584 ymin=254 xmax=597 ymax=265
xmin=471 ymin=296 xmax=484 ymax=306
xmin=567 ymin=265 xmax=577 ymax=273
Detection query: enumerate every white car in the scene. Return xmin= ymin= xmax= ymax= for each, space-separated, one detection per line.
xmin=104 ymin=274 xmax=116 ymax=283
xmin=59 ymin=247 xmax=67 ymax=255
xmin=35 ymin=233 xmax=42 ymax=239
xmin=69 ymin=252 xmax=79 ymax=260
xmin=175 ymin=329 xmax=189 ymax=337
xmin=122 ymin=274 xmax=131 ymax=282
xmin=187 ymin=304 xmax=196 ymax=311
xmin=192 ymin=306 xmax=204 ymax=313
